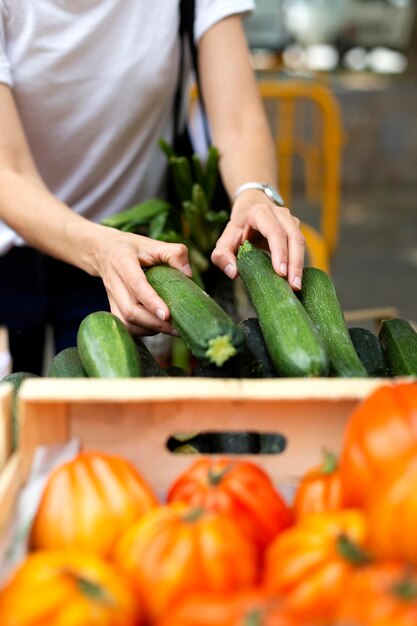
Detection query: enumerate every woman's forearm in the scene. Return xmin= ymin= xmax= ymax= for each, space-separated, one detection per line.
xmin=198 ymin=15 xmax=305 ymax=289
xmin=0 ymin=167 xmax=106 ymax=275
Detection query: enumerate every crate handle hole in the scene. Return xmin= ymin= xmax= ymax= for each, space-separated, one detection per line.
xmin=166 ymin=431 xmax=287 ymax=455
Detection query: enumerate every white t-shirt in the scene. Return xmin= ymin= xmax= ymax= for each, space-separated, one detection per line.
xmin=0 ymin=0 xmax=254 ymax=254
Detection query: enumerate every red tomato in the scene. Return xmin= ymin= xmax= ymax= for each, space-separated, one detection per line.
xmin=340 ymin=381 xmax=417 ymax=507
xmin=113 ymin=503 xmax=258 ymax=622
xmin=263 ymin=509 xmax=369 ymax=621
xmin=0 ymin=549 xmax=143 ymax=626
xmin=293 ymin=450 xmax=344 ymax=520
xmin=367 ymin=451 xmax=417 ymax=564
xmin=30 ymin=451 xmax=158 ymax=557
xmin=335 ymin=561 xmax=417 ymax=626
xmin=156 ymin=590 xmax=311 ymax=626
xmin=167 ymin=457 xmax=292 ymax=553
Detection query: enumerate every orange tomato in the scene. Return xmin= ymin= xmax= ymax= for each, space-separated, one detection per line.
xmin=113 ymin=503 xmax=258 ymax=622
xmin=0 ymin=549 xmax=143 ymax=626
xmin=367 ymin=451 xmax=417 ymax=564
xmin=167 ymin=458 xmax=292 ymax=553
xmin=293 ymin=450 xmax=344 ymax=520
xmin=334 ymin=561 xmax=417 ymax=626
xmin=263 ymin=509 xmax=369 ymax=621
xmin=156 ymin=590 xmax=310 ymax=626
xmin=30 ymin=451 xmax=158 ymax=557
xmin=339 ymin=381 xmax=417 ymax=507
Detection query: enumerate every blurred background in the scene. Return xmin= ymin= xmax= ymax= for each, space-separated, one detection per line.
xmin=243 ymin=0 xmax=417 ymax=329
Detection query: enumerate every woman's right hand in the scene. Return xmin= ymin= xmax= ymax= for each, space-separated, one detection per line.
xmin=92 ymin=226 xmax=192 ymax=336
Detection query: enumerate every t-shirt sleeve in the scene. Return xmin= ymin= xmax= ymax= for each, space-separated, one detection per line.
xmin=195 ymin=0 xmax=256 ymax=43
xmin=0 ymin=12 xmax=12 ymax=86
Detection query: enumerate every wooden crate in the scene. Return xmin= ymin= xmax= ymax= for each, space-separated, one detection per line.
xmin=10 ymin=377 xmax=395 ymax=492
xmin=0 ymin=376 xmax=412 ymax=583
xmin=0 ymin=327 xmax=11 ymax=379
xmin=0 ymin=384 xmax=20 ymax=559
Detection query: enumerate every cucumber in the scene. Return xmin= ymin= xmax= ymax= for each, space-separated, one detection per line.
xmin=192 ymin=356 xmax=241 ymax=378
xmin=298 ymin=267 xmax=368 ymax=377
xmin=163 ymin=365 xmax=189 ymax=377
xmin=167 ymin=433 xmax=212 ymax=454
xmin=1 ymin=371 xmax=39 ymax=449
xmin=238 ymin=318 xmax=277 ymax=377
xmin=146 ymin=265 xmax=245 ymax=367
xmin=348 ymin=327 xmax=391 ymax=377
xmin=135 ymin=337 xmax=168 ymax=377
xmin=47 ymin=347 xmax=87 ymax=378
xmin=378 ymin=318 xmax=417 ymax=376
xmin=236 ymin=241 xmax=329 ymax=377
xmin=77 ymin=311 xmax=142 ymax=378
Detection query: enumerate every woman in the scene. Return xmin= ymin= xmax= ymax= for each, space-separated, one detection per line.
xmin=0 ymin=0 xmax=305 ymax=373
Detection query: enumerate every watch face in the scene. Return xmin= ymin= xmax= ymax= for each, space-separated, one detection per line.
xmin=265 ymin=185 xmax=285 ymax=206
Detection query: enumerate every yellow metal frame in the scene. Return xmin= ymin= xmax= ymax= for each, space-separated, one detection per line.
xmin=189 ymin=79 xmax=343 ymax=272
xmin=258 ymin=80 xmax=344 ymax=271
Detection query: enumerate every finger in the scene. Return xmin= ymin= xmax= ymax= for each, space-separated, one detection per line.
xmin=211 ymin=223 xmax=244 ymax=279
xmin=109 ymin=298 xmax=158 ymax=336
xmin=114 ymin=252 xmax=171 ymax=322
xmin=287 ymin=227 xmax=306 ymax=291
xmin=106 ymin=269 xmax=176 ymax=333
xmin=245 ymin=206 xmax=291 ymax=277
xmin=142 ymin=242 xmax=193 ymax=278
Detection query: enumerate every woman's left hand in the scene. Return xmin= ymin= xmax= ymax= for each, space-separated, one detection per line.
xmin=211 ymin=188 xmax=306 ymax=290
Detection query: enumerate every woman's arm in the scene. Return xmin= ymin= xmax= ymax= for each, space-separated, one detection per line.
xmin=198 ymin=15 xmax=305 ymax=290
xmin=0 ymin=84 xmax=191 ymax=335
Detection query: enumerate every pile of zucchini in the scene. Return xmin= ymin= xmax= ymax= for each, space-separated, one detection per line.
xmin=36 ymin=241 xmax=415 ymax=380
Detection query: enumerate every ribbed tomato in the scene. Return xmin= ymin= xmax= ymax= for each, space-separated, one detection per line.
xmin=367 ymin=451 xmax=417 ymax=564
xmin=30 ymin=451 xmax=158 ymax=557
xmin=293 ymin=450 xmax=344 ymax=520
xmin=0 ymin=549 xmax=143 ymax=626
xmin=167 ymin=458 xmax=292 ymax=553
xmin=156 ymin=590 xmax=309 ymax=626
xmin=339 ymin=381 xmax=417 ymax=507
xmin=113 ymin=503 xmax=258 ymax=623
xmin=334 ymin=561 xmax=417 ymax=626
xmin=263 ymin=509 xmax=369 ymax=621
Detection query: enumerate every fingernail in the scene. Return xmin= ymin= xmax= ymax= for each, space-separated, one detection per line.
xmin=279 ymin=262 xmax=287 ymax=275
xmin=156 ymin=308 xmax=166 ymax=321
xmin=293 ymin=277 xmax=302 ymax=289
xmin=224 ymin=263 xmax=236 ymax=279
xmin=183 ymin=263 xmax=192 ymax=276
xmin=170 ymin=329 xmax=180 ymax=337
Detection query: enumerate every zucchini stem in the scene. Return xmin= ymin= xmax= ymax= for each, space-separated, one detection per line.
xmin=205 ymin=335 xmax=237 ymax=367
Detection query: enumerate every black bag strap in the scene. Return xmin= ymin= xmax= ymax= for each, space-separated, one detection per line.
xmin=175 ymin=0 xmax=211 ymax=144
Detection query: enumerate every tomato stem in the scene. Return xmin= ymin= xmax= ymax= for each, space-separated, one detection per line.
xmin=336 ymin=534 xmax=371 ymax=566
xmin=182 ymin=506 xmax=206 ymax=523
xmin=391 ymin=575 xmax=417 ymax=601
xmin=60 ymin=569 xmax=115 ymax=606
xmin=321 ymin=448 xmax=338 ymax=475
xmin=207 ymin=464 xmax=232 ymax=486
xmin=244 ymin=609 xmax=263 ymax=626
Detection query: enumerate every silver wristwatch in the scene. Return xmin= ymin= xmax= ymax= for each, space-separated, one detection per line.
xmin=234 ymin=182 xmax=285 ymax=207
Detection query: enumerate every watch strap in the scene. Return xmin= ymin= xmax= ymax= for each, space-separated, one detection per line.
xmin=234 ymin=182 xmax=285 ymax=206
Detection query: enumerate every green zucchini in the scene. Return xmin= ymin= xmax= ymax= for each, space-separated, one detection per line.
xmin=1 ymin=371 xmax=40 ymax=449
xmin=298 ymin=267 xmax=368 ymax=377
xmin=163 ymin=365 xmax=189 ymax=377
xmin=135 ymin=337 xmax=168 ymax=377
xmin=378 ymin=318 xmax=417 ymax=376
xmin=48 ymin=347 xmax=87 ymax=378
xmin=348 ymin=327 xmax=391 ymax=377
xmin=236 ymin=241 xmax=329 ymax=377
xmin=77 ymin=311 xmax=142 ymax=378
xmin=238 ymin=318 xmax=277 ymax=377
xmin=146 ymin=265 xmax=245 ymax=367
